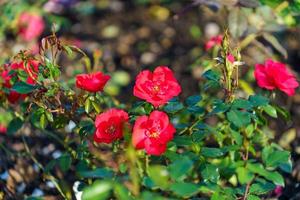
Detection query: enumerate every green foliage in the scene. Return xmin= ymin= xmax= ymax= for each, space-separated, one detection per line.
xmin=82 ymin=180 xmax=112 ymax=200
xmin=7 ymin=117 xmax=23 ymax=135
xmin=12 ymin=81 xmax=39 ymax=94
xmin=0 ymin=1 xmax=296 ymax=199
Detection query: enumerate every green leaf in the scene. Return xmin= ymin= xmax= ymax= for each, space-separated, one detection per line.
xmin=169 ymin=182 xmax=199 ymax=198
xmin=79 ymin=120 xmax=95 ymax=136
xmin=236 ymin=167 xmax=254 ymax=184
xmin=245 ymin=124 xmax=255 ymax=138
xmin=279 ymin=159 xmax=292 ymax=173
xmin=45 ymin=59 xmax=61 ymax=79
xmin=144 ymin=103 xmax=154 ymax=114
xmin=262 ymin=147 xmax=290 ymax=169
xmin=200 ymin=164 xmax=220 ymax=183
xmin=210 ymin=100 xmax=230 ymax=114
xmin=7 ymin=118 xmax=23 ymax=135
xmin=40 ymin=114 xmax=47 ymax=129
xmin=142 ymin=177 xmax=155 ymax=189
xmin=262 ymin=105 xmax=277 ymax=118
xmin=63 ymin=45 xmax=73 ymax=56
xmin=119 ymin=163 xmax=127 ymax=173
xmin=201 ymin=147 xmax=224 ymax=158
xmin=274 ymin=105 xmax=291 ymax=121
xmin=92 ymin=101 xmax=101 ymax=113
xmin=12 ymin=81 xmax=38 ymax=94
xmin=249 ymin=95 xmax=269 ymax=107
xmin=231 ymin=99 xmax=253 ymax=110
xmin=187 ymin=105 xmax=205 ymax=114
xmin=169 ymin=156 xmax=193 ymax=181
xmin=85 ymin=98 xmax=91 ymax=113
xmin=186 ymin=95 xmax=202 ymax=106
xmin=164 ymin=101 xmax=184 ymax=114
xmin=247 ymin=163 xmax=285 ymax=186
xmin=58 ymin=153 xmax=72 ymax=172
xmin=227 ymin=110 xmax=251 ymax=128
xmin=248 ymin=195 xmax=261 ymax=200
xmin=44 ymin=159 xmax=57 ymax=173
xmin=231 ymin=130 xmax=243 ymax=146
xmin=249 ymin=182 xmax=275 ymax=195
xmin=202 ymin=70 xmax=220 ymax=82
xmin=148 ymin=165 xmax=170 ymax=189
xmin=141 ymin=191 xmax=165 ymax=200
xmin=173 ymin=136 xmax=193 ymax=147
xmin=45 ymin=111 xmax=54 ymax=122
xmin=82 ymin=180 xmax=112 ymax=200
xmin=78 ymin=168 xmax=114 ymax=178
xmin=259 ymin=0 xmax=282 ymax=7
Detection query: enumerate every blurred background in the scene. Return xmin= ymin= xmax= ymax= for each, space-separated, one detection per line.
xmin=0 ymin=0 xmax=300 ymax=199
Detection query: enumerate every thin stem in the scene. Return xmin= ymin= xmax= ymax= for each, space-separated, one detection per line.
xmin=242 ymin=181 xmax=251 ymax=200
xmin=178 ymin=117 xmax=202 ymax=135
xmin=127 ymin=146 xmax=140 ymax=196
xmin=242 ymin=176 xmax=256 ymax=200
xmin=145 ymin=155 xmax=150 ymax=175
xmin=21 ymin=136 xmax=68 ymax=199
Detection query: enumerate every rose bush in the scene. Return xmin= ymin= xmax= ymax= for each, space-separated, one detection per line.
xmin=0 ymin=31 xmax=297 ymax=200
xmin=1 ymin=0 xmax=300 ymax=199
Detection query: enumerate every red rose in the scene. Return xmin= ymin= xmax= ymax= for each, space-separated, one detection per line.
xmin=254 ymin=59 xmax=299 ymax=96
xmin=0 ymin=124 xmax=7 ymax=135
xmin=133 ymin=66 xmax=181 ymax=107
xmin=1 ymin=69 xmax=21 ymax=103
xmin=227 ymin=54 xmax=235 ymax=64
xmin=76 ymin=72 xmax=110 ymax=92
xmin=1 ymin=60 xmax=39 ymax=103
xmin=132 ymin=111 xmax=176 ymax=156
xmin=11 ymin=60 xmax=40 ymax=85
xmin=273 ymin=186 xmax=283 ymax=197
xmin=7 ymin=91 xmax=25 ymax=104
xmin=18 ymin=12 xmax=45 ymax=41
xmin=94 ymin=108 xmax=129 ymax=143
xmin=205 ymin=35 xmax=223 ymax=51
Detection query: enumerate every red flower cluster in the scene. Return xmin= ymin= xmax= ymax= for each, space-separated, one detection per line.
xmin=18 ymin=12 xmax=45 ymax=41
xmin=93 ymin=66 xmax=179 ymax=156
xmin=254 ymin=59 xmax=299 ymax=96
xmin=1 ymin=60 xmax=39 ymax=103
xmin=94 ymin=108 xmax=129 ymax=143
xmin=205 ymin=35 xmax=223 ymax=50
xmin=132 ymin=111 xmax=176 ymax=155
xmin=133 ymin=66 xmax=181 ymax=107
xmin=76 ymin=72 xmax=110 ymax=93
